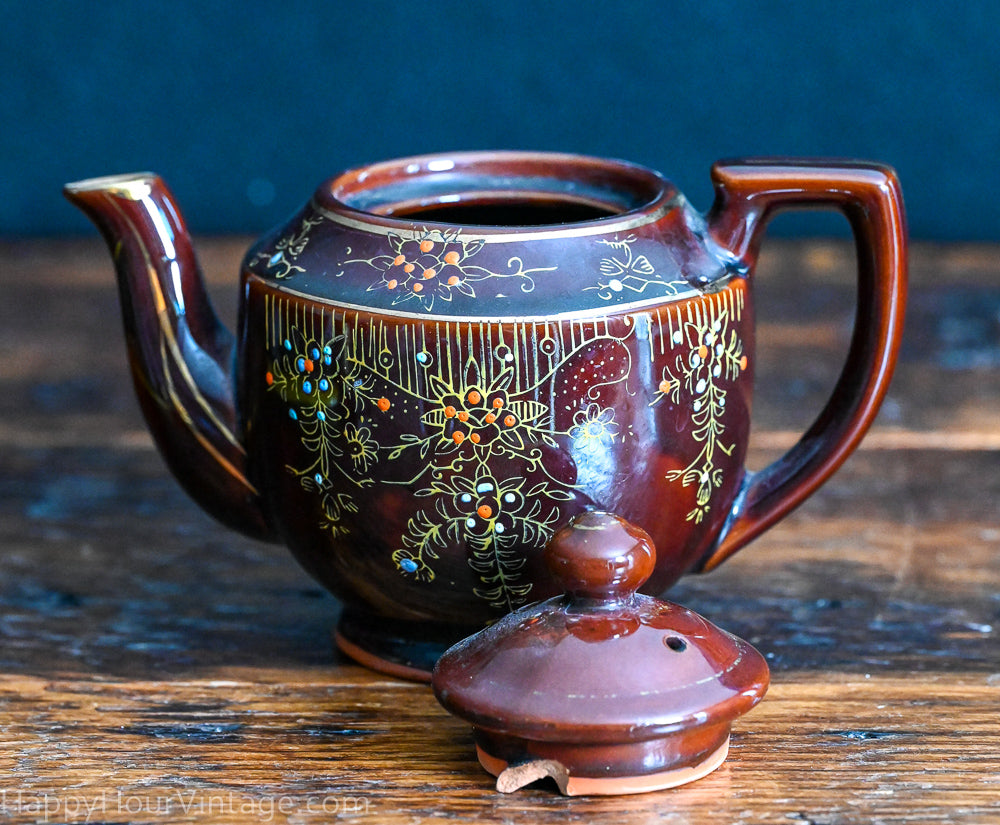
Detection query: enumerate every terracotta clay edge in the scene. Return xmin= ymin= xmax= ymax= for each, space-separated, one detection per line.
xmin=333 ymin=629 xmax=432 ymax=683
xmin=476 ymin=736 xmax=731 ymax=796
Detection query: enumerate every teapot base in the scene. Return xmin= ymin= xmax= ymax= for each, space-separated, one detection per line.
xmin=334 ymin=608 xmax=477 ymax=682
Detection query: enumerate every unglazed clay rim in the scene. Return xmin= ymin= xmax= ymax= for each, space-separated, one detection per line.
xmin=476 ymin=736 xmax=731 ymax=796
xmin=312 ymin=150 xmax=679 ymax=241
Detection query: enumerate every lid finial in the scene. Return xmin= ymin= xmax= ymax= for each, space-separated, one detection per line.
xmin=545 ymin=510 xmax=655 ymax=602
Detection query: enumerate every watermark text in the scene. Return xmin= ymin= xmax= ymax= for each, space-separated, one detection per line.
xmin=0 ymin=789 xmax=372 ymax=822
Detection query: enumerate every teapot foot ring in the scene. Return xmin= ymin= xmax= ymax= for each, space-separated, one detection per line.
xmin=333 ymin=629 xmax=434 ymax=683
xmin=333 ymin=608 xmax=479 ymax=682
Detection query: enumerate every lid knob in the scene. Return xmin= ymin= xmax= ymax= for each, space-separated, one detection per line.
xmin=544 ymin=510 xmax=655 ymax=601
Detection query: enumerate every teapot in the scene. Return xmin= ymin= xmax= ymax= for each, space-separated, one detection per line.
xmin=65 ymin=152 xmax=906 ymax=679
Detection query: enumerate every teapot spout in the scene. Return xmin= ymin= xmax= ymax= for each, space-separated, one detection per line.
xmin=64 ymin=173 xmax=274 ymax=540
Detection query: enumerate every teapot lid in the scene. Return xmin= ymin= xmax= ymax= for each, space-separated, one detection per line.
xmin=431 ymin=510 xmax=769 ymax=795
xmin=245 ymin=152 xmax=738 ymax=319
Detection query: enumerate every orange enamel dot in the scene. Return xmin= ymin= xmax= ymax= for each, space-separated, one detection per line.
xmin=413 ymin=282 xmax=423 ymax=292
xmin=422 ymin=268 xmax=436 ymax=279
xmin=265 ymin=371 xmax=274 ymax=385
xmin=444 ymin=405 xmax=457 ymax=418
xmin=377 ymin=397 xmax=390 ymax=411
xmin=387 ymin=279 xmax=398 ymax=289
xmin=485 ymin=413 xmax=496 ymax=424
xmin=698 ymin=345 xmax=709 ymax=359
xmin=457 ymin=411 xmax=469 ymax=422
xmin=467 ymin=390 xmax=482 ymax=405
xmin=658 ymin=379 xmax=672 ymax=393
xmin=447 ymin=275 xmax=460 ymax=286
xmin=420 ymin=239 xmax=434 ymax=253
xmin=393 ymin=254 xmax=405 ymax=266
xmin=503 ymin=415 xmax=515 ymax=427
xmin=452 ymin=431 xmax=465 ymax=444
xmin=469 ymin=432 xmax=481 ymax=444
xmin=303 ymin=359 xmax=314 ymax=372
xmin=444 ymin=250 xmax=460 ymax=265
xmin=477 ymin=505 xmax=493 ymax=519
xmin=492 ymin=398 xmax=504 ymax=409
xmin=404 ymin=263 xmax=415 ymax=273
xmin=740 ymin=355 xmax=748 ymax=370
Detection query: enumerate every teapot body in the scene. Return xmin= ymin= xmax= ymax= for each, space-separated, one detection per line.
xmin=239 ymin=271 xmax=753 ymax=625
xmin=235 ymin=153 xmax=753 ymax=628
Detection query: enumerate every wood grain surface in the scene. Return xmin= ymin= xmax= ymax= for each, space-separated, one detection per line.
xmin=0 ymin=238 xmax=998 ymax=823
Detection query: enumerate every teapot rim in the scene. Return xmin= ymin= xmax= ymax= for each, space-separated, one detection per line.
xmin=312 ymin=150 xmax=678 ymax=237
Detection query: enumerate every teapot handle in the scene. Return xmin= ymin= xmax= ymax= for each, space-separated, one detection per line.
xmin=700 ymin=159 xmax=907 ymax=571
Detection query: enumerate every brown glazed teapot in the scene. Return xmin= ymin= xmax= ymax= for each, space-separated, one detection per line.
xmin=65 ymin=152 xmax=906 ymax=679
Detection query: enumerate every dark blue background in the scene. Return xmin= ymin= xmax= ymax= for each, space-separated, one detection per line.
xmin=5 ymin=1 xmax=999 ymax=239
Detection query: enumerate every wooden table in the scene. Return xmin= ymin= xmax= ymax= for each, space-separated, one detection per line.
xmin=1 ymin=238 xmax=997 ymax=823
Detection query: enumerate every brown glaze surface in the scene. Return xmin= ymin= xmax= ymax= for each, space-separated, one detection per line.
xmin=64 ymin=153 xmax=907 ymax=673
xmin=544 ymin=510 xmax=655 ymax=600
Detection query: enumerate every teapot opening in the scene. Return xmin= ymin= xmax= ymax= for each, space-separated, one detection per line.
xmin=326 ymin=152 xmax=670 ymax=229
xmin=388 ymin=198 xmax=620 ymax=227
